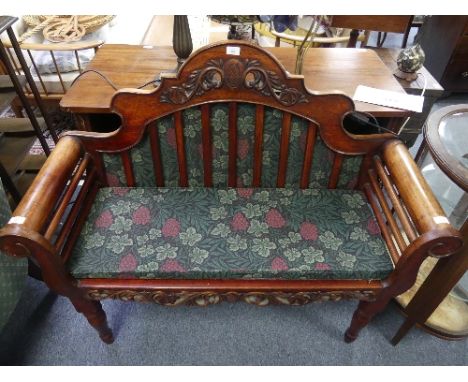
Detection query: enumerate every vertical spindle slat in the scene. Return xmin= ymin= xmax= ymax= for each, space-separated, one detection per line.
xmin=149 ymin=122 xmax=165 ymax=187
xmin=363 ymin=184 xmax=400 ymax=264
xmin=27 ymin=49 xmax=48 ymax=95
xmin=92 ymin=152 xmax=108 ymax=186
xmin=7 ymin=48 xmax=30 ymax=93
xmin=58 ymin=174 xmax=99 ymax=260
xmin=121 ymin=151 xmax=136 ymax=187
xmin=373 ymin=156 xmax=418 ymax=240
xmin=228 ymin=102 xmax=238 ymax=187
xmin=368 ymin=169 xmax=408 ymax=251
xmin=201 ymin=104 xmax=213 ymax=187
xmin=49 ymin=51 xmax=66 ymax=92
xmin=174 ymin=111 xmax=188 ymax=187
xmin=357 ymin=153 xmax=373 ymax=189
xmin=44 ymin=155 xmax=90 ymax=240
xmin=55 ymin=168 xmax=96 ymax=251
xmin=74 ymin=50 xmax=83 ymax=73
xmin=300 ymin=122 xmax=317 ymax=189
xmin=252 ymin=104 xmax=264 ymax=187
xmin=7 ymin=48 xmax=21 ymax=75
xmin=328 ymin=153 xmax=343 ymax=189
xmin=277 ymin=112 xmax=292 ymax=187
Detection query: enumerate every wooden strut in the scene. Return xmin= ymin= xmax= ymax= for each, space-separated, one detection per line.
xmin=368 ymin=169 xmax=407 ymax=252
xmin=277 ymin=112 xmax=292 ymax=187
xmin=252 ymin=104 xmax=264 ymax=187
xmin=363 ymin=183 xmax=400 ymax=264
xmin=149 ymin=122 xmax=165 ymax=187
xmin=201 ymin=104 xmax=213 ymax=187
xmin=44 ymin=155 xmax=90 ymax=240
xmin=300 ymin=122 xmax=317 ymax=189
xmin=174 ymin=110 xmax=188 ymax=187
xmin=373 ymin=155 xmax=417 ymax=241
xmin=228 ymin=102 xmax=237 ymax=187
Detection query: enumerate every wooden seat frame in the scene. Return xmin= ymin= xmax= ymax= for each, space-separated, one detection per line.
xmin=0 ymin=41 xmax=462 ymax=345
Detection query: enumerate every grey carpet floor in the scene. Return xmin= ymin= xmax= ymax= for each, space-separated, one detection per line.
xmin=0 ymin=277 xmax=466 ymax=365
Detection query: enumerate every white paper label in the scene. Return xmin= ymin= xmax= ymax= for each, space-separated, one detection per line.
xmin=353 ymin=85 xmax=424 ymax=113
xmin=226 ymin=46 xmax=241 ymax=55
xmin=434 ymin=216 xmax=449 ymax=225
xmin=8 ymin=216 xmax=25 ymax=225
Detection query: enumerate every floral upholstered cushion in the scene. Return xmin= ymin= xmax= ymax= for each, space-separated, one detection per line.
xmin=67 ymin=187 xmax=394 ymax=281
xmin=103 ymin=104 xmax=362 ymax=189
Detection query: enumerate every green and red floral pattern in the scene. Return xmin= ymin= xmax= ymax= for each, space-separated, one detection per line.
xmin=68 ymin=187 xmax=393 ymax=281
xmin=103 ymin=104 xmax=362 ymax=189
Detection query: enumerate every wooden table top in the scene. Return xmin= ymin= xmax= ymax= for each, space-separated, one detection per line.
xmin=60 ymin=44 xmax=411 ymax=117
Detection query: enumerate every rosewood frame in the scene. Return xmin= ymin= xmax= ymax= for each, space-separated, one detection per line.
xmin=0 ymin=41 xmax=462 ymax=345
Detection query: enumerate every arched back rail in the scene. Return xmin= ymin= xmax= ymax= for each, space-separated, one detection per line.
xmin=64 ymin=41 xmax=395 ymax=189
xmin=68 ymin=42 xmax=392 ymax=153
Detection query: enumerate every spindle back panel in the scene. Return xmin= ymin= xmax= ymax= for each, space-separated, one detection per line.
xmin=73 ymin=42 xmax=392 ymax=190
xmin=102 ymin=104 xmax=362 ymax=189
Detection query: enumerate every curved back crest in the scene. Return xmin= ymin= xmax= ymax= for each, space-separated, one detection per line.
xmin=90 ymin=41 xmax=389 ymax=154
xmin=113 ymin=41 xmax=352 ymax=122
xmin=68 ymin=41 xmax=394 ymax=189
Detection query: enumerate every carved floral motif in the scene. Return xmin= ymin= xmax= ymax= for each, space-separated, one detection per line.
xmin=86 ymin=289 xmax=376 ymax=306
xmin=160 ymin=58 xmax=309 ymax=106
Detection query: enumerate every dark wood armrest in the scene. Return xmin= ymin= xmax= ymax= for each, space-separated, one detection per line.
xmin=0 ymin=136 xmax=89 ymax=257
xmin=8 ymin=136 xmax=83 ymax=232
xmin=380 ymin=140 xmax=462 ymax=257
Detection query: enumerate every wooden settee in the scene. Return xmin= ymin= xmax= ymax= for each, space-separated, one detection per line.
xmin=0 ymin=42 xmax=462 ymax=344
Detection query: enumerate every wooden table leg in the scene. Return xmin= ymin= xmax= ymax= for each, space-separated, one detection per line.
xmin=347 ymin=29 xmax=360 ymax=48
xmin=401 ymin=16 xmax=415 ymax=49
xmin=392 ymin=220 xmax=468 ymax=345
xmin=414 ymin=137 xmax=428 ymax=164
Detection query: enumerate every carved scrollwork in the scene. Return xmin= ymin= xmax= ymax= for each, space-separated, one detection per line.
xmin=86 ymin=290 xmax=376 ymax=306
xmin=160 ymin=58 xmax=309 ymax=106
xmin=160 ymin=59 xmax=224 ymax=104
xmin=242 ymin=59 xmax=308 ymax=106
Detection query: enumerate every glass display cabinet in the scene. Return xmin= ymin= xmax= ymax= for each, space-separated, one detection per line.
xmin=393 ymin=104 xmax=468 ymax=344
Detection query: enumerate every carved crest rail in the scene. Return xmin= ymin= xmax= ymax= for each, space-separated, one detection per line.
xmin=160 ymin=58 xmax=309 ymax=106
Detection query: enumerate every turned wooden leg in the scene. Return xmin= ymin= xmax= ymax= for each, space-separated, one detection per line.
xmin=345 ymin=301 xmax=372 ymax=343
xmin=345 ymin=297 xmax=390 ymax=343
xmin=71 ymin=297 xmax=114 ymax=344
xmin=4 ymin=235 xmax=116 ymax=344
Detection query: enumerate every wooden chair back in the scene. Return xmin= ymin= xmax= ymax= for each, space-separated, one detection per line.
xmin=3 ymin=39 xmax=103 ymax=100
xmin=67 ymin=41 xmax=394 ymax=190
xmin=331 ymin=16 xmax=413 ymax=48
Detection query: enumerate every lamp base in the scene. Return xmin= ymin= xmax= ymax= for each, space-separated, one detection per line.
xmin=394 ymin=69 xmax=419 ymax=82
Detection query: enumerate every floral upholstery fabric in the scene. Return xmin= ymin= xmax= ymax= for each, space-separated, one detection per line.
xmin=68 ymin=187 xmax=394 ymax=281
xmin=103 ymin=104 xmax=362 ymax=189
xmin=0 ymin=181 xmax=27 ymax=331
